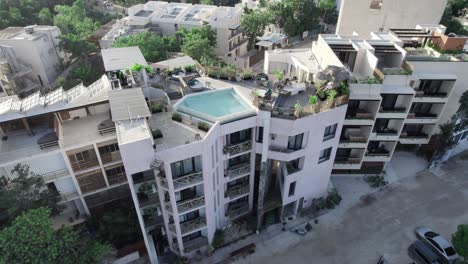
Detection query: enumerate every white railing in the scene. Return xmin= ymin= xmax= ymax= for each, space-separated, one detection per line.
xmin=225 ymin=162 xmax=250 ymax=179
xmin=173 ymin=172 xmax=203 ymax=190
xmin=177 ymin=196 xmax=205 ymax=214
xmin=43 ymin=169 xmax=70 ymax=182
xmin=225 ymin=140 xmax=252 ymax=156
xmin=226 ymin=184 xmax=249 ymax=199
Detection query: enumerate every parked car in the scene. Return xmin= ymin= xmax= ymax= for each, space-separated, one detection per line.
xmin=415 ymin=226 xmax=459 ymax=263
xmin=408 ymin=240 xmax=441 ymax=264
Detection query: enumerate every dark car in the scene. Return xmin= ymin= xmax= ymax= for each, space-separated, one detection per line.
xmin=415 ymin=226 xmax=459 ymax=263
xmin=408 ymin=240 xmax=441 ymax=264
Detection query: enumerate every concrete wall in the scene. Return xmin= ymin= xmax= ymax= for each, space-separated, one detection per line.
xmin=336 ymin=0 xmax=447 ymax=37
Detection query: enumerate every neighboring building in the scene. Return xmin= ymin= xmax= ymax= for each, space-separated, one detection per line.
xmin=0 ymin=25 xmax=69 ymax=91
xmin=102 ymin=1 xmax=250 ymax=68
xmin=336 ymin=0 xmax=447 ymax=37
xmin=265 ymin=24 xmax=468 ymax=176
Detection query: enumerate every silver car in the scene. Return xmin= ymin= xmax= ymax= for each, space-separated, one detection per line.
xmin=415 ymin=226 xmax=459 ymax=263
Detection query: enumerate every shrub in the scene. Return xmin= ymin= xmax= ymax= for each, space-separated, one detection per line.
xmin=326 ymin=89 xmax=337 ymax=100
xmin=309 ymin=95 xmax=318 ymax=105
xmin=172 ymin=112 xmax=182 ymax=122
xmin=242 ymin=71 xmax=253 ymax=80
xmin=339 ymin=81 xmax=350 ymax=95
xmin=364 ymin=175 xmax=388 ymax=188
xmin=184 ymin=64 xmax=194 ymax=72
xmin=198 ymin=122 xmax=210 ymax=132
xmin=212 ymin=229 xmax=225 ymax=249
xmin=152 ymin=129 xmax=162 ymax=139
xmin=151 ymin=104 xmax=162 ymax=113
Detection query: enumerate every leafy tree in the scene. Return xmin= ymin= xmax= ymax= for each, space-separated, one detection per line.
xmin=54 ymin=0 xmax=100 ymax=57
xmin=440 ymin=1 xmax=468 ymax=35
xmin=70 ymin=60 xmax=101 ymax=86
xmin=319 ymin=0 xmax=335 ymax=32
xmin=0 ymin=164 xmax=62 ymax=227
xmin=38 ymin=8 xmax=53 ymax=25
xmin=0 ymin=207 xmax=114 ymax=264
xmin=112 ymin=31 xmax=179 ymax=62
xmin=452 ymin=224 xmax=468 ymax=262
xmin=200 ymin=0 xmax=214 ymax=4
xmin=268 ymin=0 xmax=321 ymax=37
xmin=459 ymin=91 xmax=468 ymax=117
xmin=437 ymin=121 xmax=455 ymax=153
xmin=241 ymin=8 xmax=271 ymax=51
xmin=178 ymin=24 xmax=217 ymax=61
xmin=92 ymin=206 xmax=142 ymax=249
xmin=445 ymin=0 xmax=468 ymax=17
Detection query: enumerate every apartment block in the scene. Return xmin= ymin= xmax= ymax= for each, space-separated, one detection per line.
xmin=336 ymin=0 xmax=447 ymax=37
xmin=102 ymin=1 xmax=249 ymax=68
xmin=0 ymin=25 xmax=69 ymax=92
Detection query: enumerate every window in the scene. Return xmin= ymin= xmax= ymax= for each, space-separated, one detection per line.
xmin=319 ymin=147 xmax=332 ymax=163
xmin=288 ymin=133 xmax=304 ymax=150
xmin=228 ymin=129 xmax=251 ymax=145
xmin=105 ymin=166 xmax=126 ymax=185
xmin=179 ymin=210 xmax=199 ymax=223
xmin=171 ymin=156 xmax=202 ymax=178
xmin=75 ymin=151 xmax=90 ymax=161
xmin=323 ymin=124 xmax=338 ymax=141
xmin=229 ymin=153 xmax=250 ymax=167
xmin=176 ymin=187 xmax=196 ymax=202
xmin=286 ymin=158 xmax=302 ymax=174
xmin=256 ymin=127 xmax=264 ymax=143
xmin=99 ymin=143 xmax=119 ymax=155
xmin=369 ymin=0 xmax=383 ymax=9
xmin=419 ymin=80 xmax=443 ymax=94
xmin=288 ymin=182 xmax=296 ymax=197
xmin=462 ymin=131 xmax=468 ymax=140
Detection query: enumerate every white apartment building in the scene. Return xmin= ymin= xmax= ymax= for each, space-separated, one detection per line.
xmin=265 ymin=24 xmax=468 ymax=175
xmin=336 ymin=0 xmax=448 ymax=37
xmin=102 ymin=1 xmax=249 ymax=68
xmin=0 ymin=25 xmax=69 ymax=91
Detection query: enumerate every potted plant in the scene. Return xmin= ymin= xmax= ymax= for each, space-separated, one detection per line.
xmin=309 ymin=95 xmax=318 ymax=105
xmin=326 ymin=89 xmax=337 ymax=100
xmin=198 ymin=122 xmax=210 ymax=132
xmin=172 ymin=112 xmax=182 ymax=122
xmin=151 ymin=103 xmax=162 ymax=113
xmin=294 ymin=101 xmax=302 ymax=118
xmin=317 ymin=88 xmax=327 ymax=101
xmin=152 ymin=129 xmax=163 ymax=139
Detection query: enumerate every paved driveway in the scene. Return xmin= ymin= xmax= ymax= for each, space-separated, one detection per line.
xmin=237 ymin=153 xmax=468 ymax=264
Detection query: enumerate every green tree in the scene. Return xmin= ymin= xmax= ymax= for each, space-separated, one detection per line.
xmin=0 ymin=207 xmax=113 ymax=264
xmin=241 ymin=8 xmax=271 ymax=51
xmin=268 ymin=0 xmax=321 ymax=37
xmin=452 ymin=224 xmax=468 ymax=262
xmin=437 ymin=121 xmax=455 ymax=153
xmin=69 ymin=60 xmax=101 ymax=86
xmin=112 ymin=31 xmax=178 ymax=62
xmin=178 ymin=24 xmax=217 ymax=61
xmin=38 ymin=7 xmax=53 ymax=25
xmin=0 ymin=164 xmax=62 ymax=227
xmin=54 ymin=0 xmax=100 ymax=57
xmin=440 ymin=1 xmax=468 ymax=35
xmin=200 ymin=0 xmax=214 ymax=4
xmin=319 ymin=0 xmax=335 ymax=32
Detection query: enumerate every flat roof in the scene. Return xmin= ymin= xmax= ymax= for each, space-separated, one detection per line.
xmin=101 ymin=47 xmax=147 ymax=71
xmin=109 ymin=88 xmax=151 ymax=121
xmin=152 ymin=55 xmax=196 ymax=70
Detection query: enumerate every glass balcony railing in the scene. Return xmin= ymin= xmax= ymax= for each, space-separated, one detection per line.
xmin=225 ymin=140 xmax=252 ymax=156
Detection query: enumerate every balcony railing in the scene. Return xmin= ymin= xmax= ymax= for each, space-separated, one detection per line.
xmin=400 ymin=132 xmax=429 ymax=139
xmin=226 ymin=203 xmax=249 ymax=219
xmin=366 ymin=148 xmax=390 ymax=156
xmin=70 ymin=159 xmax=99 ymax=172
xmin=375 ymin=129 xmax=398 ymax=136
xmin=379 ymin=107 xmax=407 ymax=113
xmin=170 ymin=217 xmax=207 ymax=235
xmin=225 ymin=162 xmax=250 ymax=179
xmin=173 ymin=172 xmax=203 ymax=190
xmin=334 ymin=157 xmax=361 ymax=164
xmin=225 ymin=140 xmax=252 ymax=156
xmin=346 ymin=111 xmax=374 ymax=120
xmin=229 ymin=27 xmax=243 ymax=39
xmin=100 ymin=151 xmax=121 ymax=164
xmin=43 ymin=169 xmax=70 ymax=182
xmin=177 ymin=196 xmax=205 ymax=214
xmin=229 ymin=38 xmax=248 ymax=51
xmin=225 ymin=184 xmax=249 ymax=200
xmin=407 ymin=113 xmax=438 ymax=119
xmin=340 ymin=136 xmax=367 ymax=143
xmin=414 ymin=91 xmax=448 ymax=98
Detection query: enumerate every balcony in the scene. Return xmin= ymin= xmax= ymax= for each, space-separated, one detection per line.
xmin=43 ymin=169 xmax=70 ymax=182
xmin=139 ymin=192 xmax=160 ymax=208
xmin=107 ymin=172 xmax=127 ymax=186
xmin=225 ymin=184 xmax=249 ymax=200
xmin=379 ymin=107 xmax=407 ymax=114
xmin=176 ymin=196 xmax=205 ymax=214
xmin=133 ymin=171 xmax=155 ymax=184
xmin=366 ymin=148 xmax=390 ymax=157
xmin=226 ymin=202 xmax=249 ymax=219
xmin=170 ymin=217 xmax=207 ymax=235
xmin=173 ymin=172 xmax=204 ymax=190
xmin=225 ymin=162 xmax=250 ymax=180
xmin=225 ymin=140 xmax=252 ymax=156
xmin=413 ymin=91 xmax=449 ymax=103
xmin=60 ymin=113 xmax=116 ymax=148
xmin=70 ymin=158 xmax=100 ymax=173
xmin=339 ymin=136 xmax=368 ymax=148
xmin=399 ymin=132 xmax=430 ymax=144
xmin=100 ymin=151 xmax=121 ymax=164
xmin=333 ymin=157 xmax=362 ymax=170
xmin=229 ymin=38 xmax=248 ymax=51
xmin=406 ymin=112 xmax=439 ymax=124
xmin=59 ymin=191 xmax=80 ymax=203
xmin=344 ymin=111 xmax=374 ymax=125
xmin=183 ymin=236 xmax=208 ymax=253
xmin=229 ymin=27 xmax=243 ymax=39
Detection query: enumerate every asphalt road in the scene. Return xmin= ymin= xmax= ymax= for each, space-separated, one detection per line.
xmin=238 ymin=153 xmax=468 ymax=264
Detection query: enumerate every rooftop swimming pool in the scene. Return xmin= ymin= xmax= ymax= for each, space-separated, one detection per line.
xmin=174 ymin=88 xmax=256 ymax=123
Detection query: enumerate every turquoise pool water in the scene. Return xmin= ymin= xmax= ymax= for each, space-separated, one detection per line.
xmin=178 ymin=89 xmax=252 ymax=118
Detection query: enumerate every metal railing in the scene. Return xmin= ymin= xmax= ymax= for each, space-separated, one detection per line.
xmin=225 ymin=140 xmax=252 ymax=156
xmin=225 ymin=162 xmax=250 ymax=179
xmin=173 ymin=172 xmax=203 ymax=190
xmin=346 ymin=111 xmax=374 ymax=120
xmin=334 ymin=157 xmax=361 ymax=164
xmin=229 ymin=38 xmax=248 ymax=51
xmin=42 ymin=169 xmax=70 ymax=182
xmin=225 ymin=184 xmax=249 ymax=200
xmin=70 ymin=159 xmax=99 ymax=172
xmin=177 ymin=196 xmax=205 ymax=214
xmin=170 ymin=217 xmax=207 ymax=235
xmin=227 ymin=203 xmax=249 ymax=219
xmin=100 ymin=151 xmax=121 ymax=164
xmin=379 ymin=107 xmax=407 ymax=113
xmin=366 ymin=149 xmax=390 ymax=156
xmin=340 ymin=136 xmax=367 ymax=143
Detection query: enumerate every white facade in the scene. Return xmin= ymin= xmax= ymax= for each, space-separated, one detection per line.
xmin=0 ymin=25 xmax=69 ymax=89
xmin=336 ymin=0 xmax=447 ymax=37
